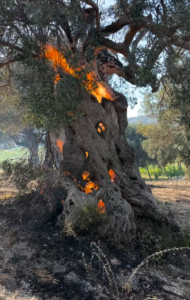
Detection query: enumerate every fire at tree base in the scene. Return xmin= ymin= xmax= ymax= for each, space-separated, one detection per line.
xmin=38 ymin=92 xmax=179 ymax=244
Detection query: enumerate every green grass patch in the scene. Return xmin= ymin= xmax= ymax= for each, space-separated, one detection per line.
xmin=0 ymin=146 xmax=45 ymax=168
xmin=140 ymin=163 xmax=185 ymax=180
xmin=0 ymin=147 xmax=28 ymax=165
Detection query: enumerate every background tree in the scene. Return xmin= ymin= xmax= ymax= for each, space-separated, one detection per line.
xmin=1 ymin=0 xmax=190 ymax=241
xmin=126 ymin=124 xmax=156 ymax=179
xmin=141 ymin=87 xmax=190 ymax=178
xmin=0 ymin=78 xmax=44 ymax=165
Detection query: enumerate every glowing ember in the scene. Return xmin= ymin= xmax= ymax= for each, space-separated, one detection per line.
xmin=67 ymin=112 xmax=74 ymax=116
xmin=80 ymin=186 xmax=93 ymax=194
xmin=97 ymin=122 xmax=105 ymax=133
xmin=85 ymin=151 xmax=89 ymax=158
xmin=43 ymin=44 xmax=115 ymax=103
xmin=97 ymin=199 xmax=106 ymax=213
xmin=64 ymin=171 xmax=71 ymax=176
xmin=85 ymin=181 xmax=99 ymax=190
xmin=82 ymin=171 xmax=90 ymax=180
xmin=40 ymin=190 xmax=44 ymax=195
xmin=56 ymin=139 xmax=64 ymax=152
xmin=81 ymin=170 xmax=99 ymax=194
xmin=109 ymin=169 xmax=117 ymax=183
xmin=64 ymin=170 xmax=99 ymax=194
xmin=54 ymin=73 xmax=61 ymax=83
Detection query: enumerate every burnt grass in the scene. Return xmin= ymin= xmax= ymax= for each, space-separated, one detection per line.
xmin=0 ymin=193 xmax=141 ymax=300
xmin=0 ymin=184 xmax=190 ymax=300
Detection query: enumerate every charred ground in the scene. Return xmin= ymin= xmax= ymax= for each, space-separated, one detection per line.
xmin=0 ymin=174 xmax=190 ymax=300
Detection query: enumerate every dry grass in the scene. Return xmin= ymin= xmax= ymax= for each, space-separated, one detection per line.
xmin=147 ymin=179 xmax=190 ymax=233
xmin=0 ymin=171 xmax=17 ymax=201
xmin=147 ymin=179 xmax=190 ymax=202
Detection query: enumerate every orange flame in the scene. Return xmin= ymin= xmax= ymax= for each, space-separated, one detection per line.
xmin=85 ymin=151 xmax=89 ymax=158
xmin=82 ymin=171 xmax=90 ymax=180
xmin=67 ymin=112 xmax=74 ymax=116
xmin=43 ymin=44 xmax=115 ymax=103
xmin=54 ymin=73 xmax=61 ymax=83
xmin=56 ymin=139 xmax=64 ymax=152
xmin=64 ymin=171 xmax=71 ymax=176
xmin=64 ymin=170 xmax=99 ymax=194
xmin=109 ymin=169 xmax=117 ymax=183
xmin=81 ymin=170 xmax=99 ymax=193
xmin=85 ymin=181 xmax=99 ymax=190
xmin=97 ymin=122 xmax=105 ymax=133
xmin=97 ymin=199 xmax=106 ymax=213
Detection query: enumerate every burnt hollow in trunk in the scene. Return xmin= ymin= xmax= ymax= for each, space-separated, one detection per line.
xmin=47 ymin=91 xmax=173 ymax=243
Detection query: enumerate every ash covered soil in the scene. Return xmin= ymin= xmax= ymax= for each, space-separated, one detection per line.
xmin=0 ymin=174 xmax=190 ymax=300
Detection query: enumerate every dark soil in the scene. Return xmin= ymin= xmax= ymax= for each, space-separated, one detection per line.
xmin=0 ymin=177 xmax=190 ymax=300
xmin=0 ymin=194 xmax=140 ymax=300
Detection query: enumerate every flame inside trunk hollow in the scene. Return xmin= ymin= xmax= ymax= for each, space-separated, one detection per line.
xmin=97 ymin=199 xmax=106 ymax=213
xmin=81 ymin=171 xmax=99 ymax=194
xmin=97 ymin=122 xmax=106 ymax=133
xmin=43 ymin=44 xmax=115 ymax=103
xmin=56 ymin=139 xmax=64 ymax=153
xmin=109 ymin=169 xmax=117 ymax=183
xmin=64 ymin=170 xmax=99 ymax=194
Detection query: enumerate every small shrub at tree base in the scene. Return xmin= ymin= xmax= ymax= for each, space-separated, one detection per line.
xmin=2 ymin=159 xmax=42 ymax=192
xmin=63 ymin=203 xmax=108 ymax=236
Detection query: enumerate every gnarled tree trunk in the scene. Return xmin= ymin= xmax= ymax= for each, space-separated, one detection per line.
xmin=43 ymin=91 xmax=169 ymax=243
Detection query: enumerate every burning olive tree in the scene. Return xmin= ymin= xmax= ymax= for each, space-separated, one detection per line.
xmin=1 ymin=0 xmax=190 ymax=241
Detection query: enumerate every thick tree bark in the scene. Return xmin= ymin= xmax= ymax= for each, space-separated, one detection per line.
xmin=41 ymin=91 xmax=177 ymax=243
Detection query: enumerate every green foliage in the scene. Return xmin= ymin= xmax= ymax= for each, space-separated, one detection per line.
xmin=0 ymin=70 xmax=23 ymax=135
xmin=2 ymin=159 xmax=42 ymax=191
xmin=141 ymin=88 xmax=190 ymax=172
xmin=0 ymin=147 xmax=27 ymax=168
xmin=14 ymin=59 xmax=84 ymax=130
xmin=64 ymin=203 xmax=108 ymax=236
xmin=140 ymin=163 xmax=185 ymax=180
xmin=0 ymin=146 xmax=45 ymax=169
xmin=126 ymin=125 xmax=156 ymax=168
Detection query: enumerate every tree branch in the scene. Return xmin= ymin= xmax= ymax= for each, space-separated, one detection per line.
xmin=97 ymin=50 xmax=136 ymax=84
xmin=0 ymin=40 xmax=25 ymax=54
xmin=118 ymin=0 xmax=130 ymax=16
xmin=124 ymin=24 xmax=145 ymax=48
xmin=100 ymin=38 xmax=128 ymax=56
xmin=101 ymin=17 xmax=131 ymax=35
xmin=160 ymin=0 xmax=167 ymax=26
xmin=170 ymin=37 xmax=190 ymax=51
xmin=49 ymin=0 xmax=76 ymax=51
xmin=80 ymin=0 xmax=100 ymax=31
xmin=0 ymin=58 xmax=18 ymax=69
xmin=132 ymin=28 xmax=147 ymax=51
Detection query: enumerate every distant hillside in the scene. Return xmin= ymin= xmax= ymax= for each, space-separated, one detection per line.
xmin=128 ymin=114 xmax=157 ymax=125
